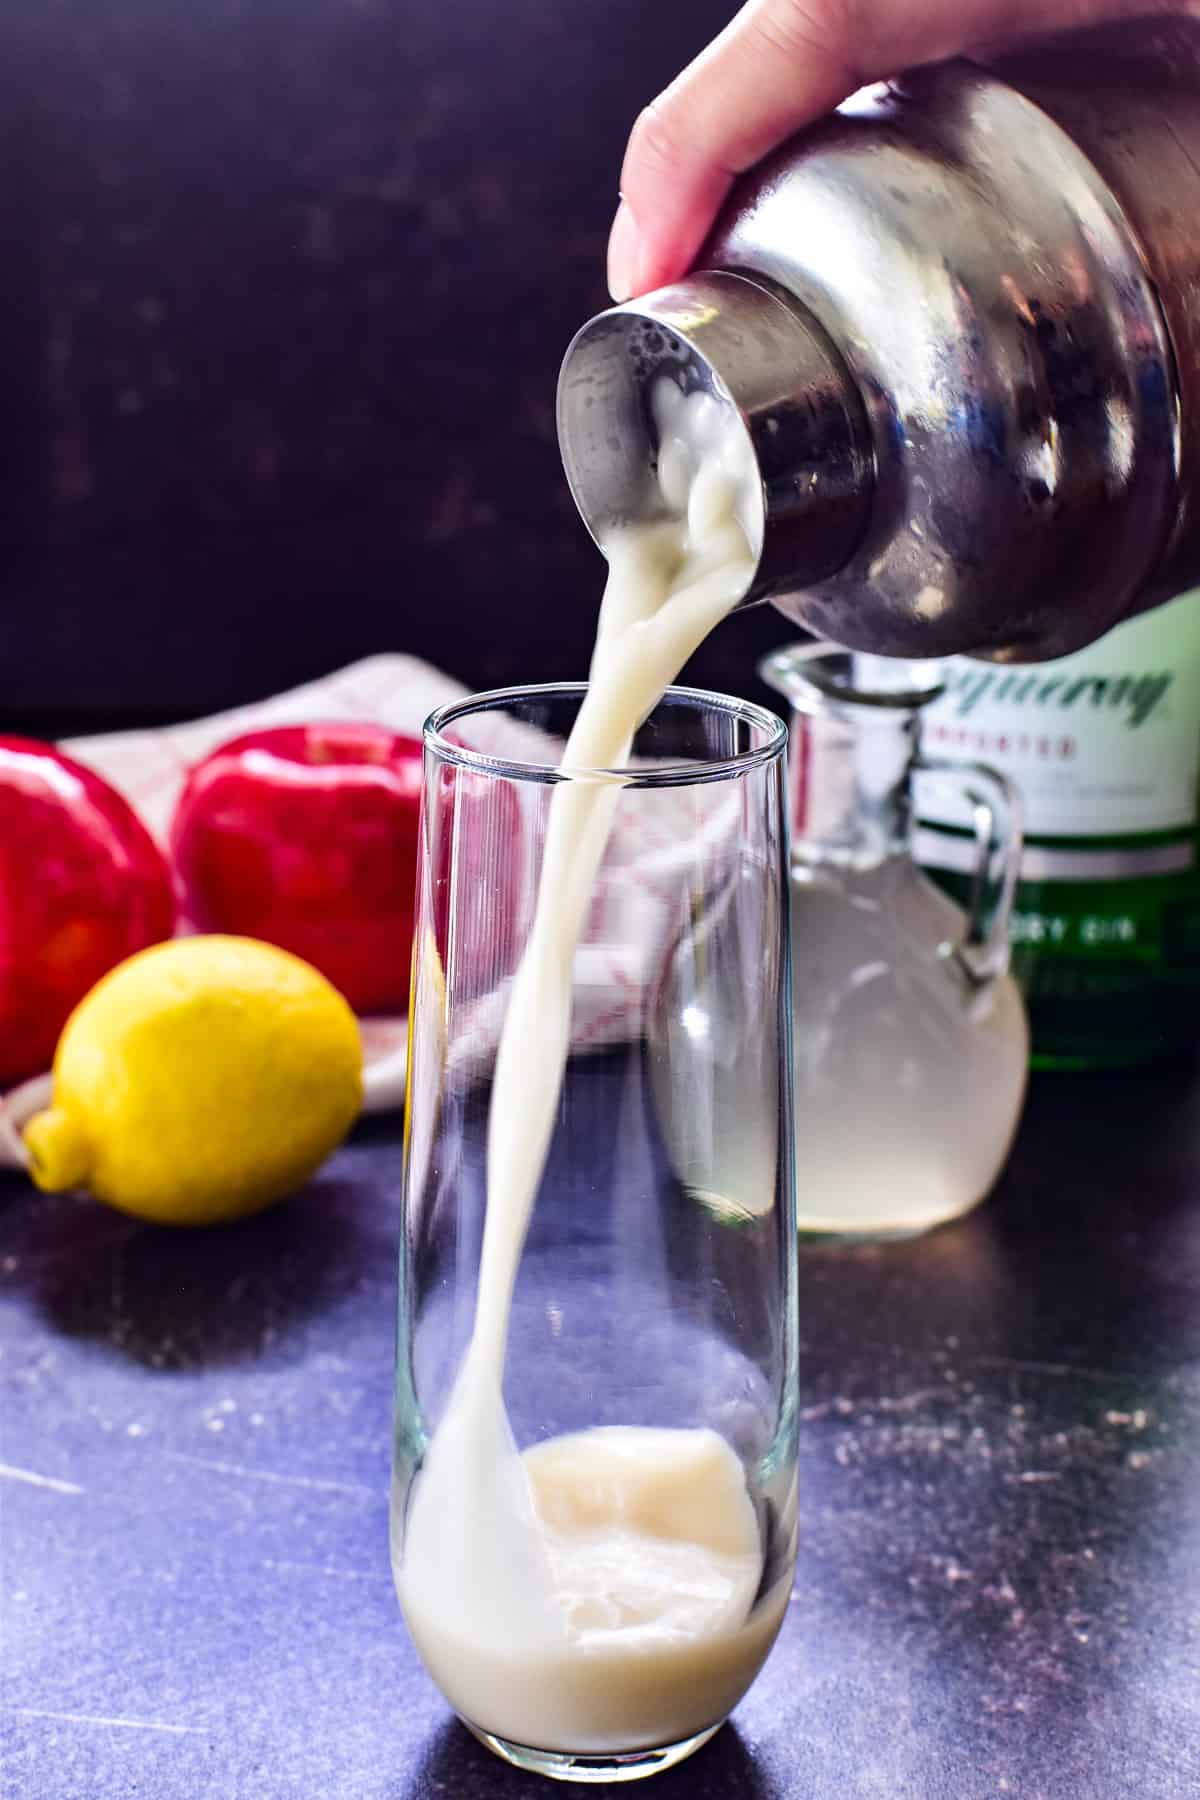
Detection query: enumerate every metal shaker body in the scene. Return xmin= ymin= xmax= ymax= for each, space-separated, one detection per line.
xmin=558 ymin=22 xmax=1200 ymax=661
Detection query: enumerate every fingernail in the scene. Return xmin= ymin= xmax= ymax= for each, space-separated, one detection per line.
xmin=606 ymin=198 xmax=641 ymax=302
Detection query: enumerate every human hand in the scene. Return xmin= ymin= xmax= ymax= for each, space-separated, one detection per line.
xmin=608 ymin=0 xmax=1192 ymax=300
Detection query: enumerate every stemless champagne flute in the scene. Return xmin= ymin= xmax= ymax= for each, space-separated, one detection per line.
xmin=392 ymin=685 xmax=798 ymax=1784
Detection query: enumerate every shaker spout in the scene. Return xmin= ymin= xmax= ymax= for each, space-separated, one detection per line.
xmin=556 ymin=270 xmax=874 ymax=608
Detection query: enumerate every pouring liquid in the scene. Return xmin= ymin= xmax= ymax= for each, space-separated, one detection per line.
xmin=397 ymin=384 xmax=791 ymax=1754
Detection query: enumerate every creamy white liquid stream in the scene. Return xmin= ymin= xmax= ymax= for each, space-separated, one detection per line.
xmin=399 ymin=383 xmax=786 ymax=1753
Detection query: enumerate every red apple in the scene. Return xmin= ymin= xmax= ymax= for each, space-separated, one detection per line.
xmin=171 ymin=722 xmax=427 ymax=1014
xmin=172 ymin=721 xmax=527 ymax=1015
xmin=0 ymin=738 xmax=176 ymax=1088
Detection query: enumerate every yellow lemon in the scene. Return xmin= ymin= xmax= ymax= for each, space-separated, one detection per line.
xmin=23 ymin=936 xmax=363 ymax=1226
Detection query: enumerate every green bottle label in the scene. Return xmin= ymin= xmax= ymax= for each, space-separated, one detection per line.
xmin=916 ymin=591 xmax=1200 ymax=1066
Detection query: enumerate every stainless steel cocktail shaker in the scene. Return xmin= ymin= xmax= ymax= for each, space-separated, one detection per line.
xmin=557 ymin=21 xmax=1200 ymax=661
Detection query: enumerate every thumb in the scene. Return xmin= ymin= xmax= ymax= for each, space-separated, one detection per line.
xmin=607 ymin=0 xmax=1161 ymax=301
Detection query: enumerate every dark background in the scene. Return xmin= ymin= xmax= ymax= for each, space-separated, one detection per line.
xmin=0 ymin=0 xmax=793 ymax=737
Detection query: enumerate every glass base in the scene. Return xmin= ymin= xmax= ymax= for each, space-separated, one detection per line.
xmin=464 ymin=1719 xmax=723 ymax=1782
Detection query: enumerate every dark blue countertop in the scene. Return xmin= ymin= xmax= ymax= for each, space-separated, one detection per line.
xmin=4 ymin=1065 xmax=1200 ymax=1800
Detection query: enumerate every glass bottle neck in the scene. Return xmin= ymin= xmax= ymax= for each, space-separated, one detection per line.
xmin=790 ymin=704 xmax=919 ymax=871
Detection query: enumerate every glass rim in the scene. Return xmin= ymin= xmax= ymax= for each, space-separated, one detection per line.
xmin=423 ymin=682 xmax=788 ymax=786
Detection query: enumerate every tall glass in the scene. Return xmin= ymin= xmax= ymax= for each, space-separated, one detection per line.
xmin=392 ymin=685 xmax=797 ymax=1784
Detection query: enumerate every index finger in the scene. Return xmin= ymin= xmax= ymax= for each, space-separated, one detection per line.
xmin=611 ymin=1 xmax=858 ymax=298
